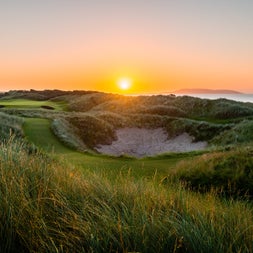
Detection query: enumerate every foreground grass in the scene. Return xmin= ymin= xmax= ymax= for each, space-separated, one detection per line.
xmin=170 ymin=147 xmax=253 ymax=199
xmin=0 ymin=139 xmax=252 ymax=252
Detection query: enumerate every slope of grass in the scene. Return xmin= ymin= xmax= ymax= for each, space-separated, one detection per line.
xmin=0 ymin=139 xmax=252 ymax=252
xmin=51 ymin=118 xmax=88 ymax=151
xmin=23 ymin=118 xmax=70 ymax=153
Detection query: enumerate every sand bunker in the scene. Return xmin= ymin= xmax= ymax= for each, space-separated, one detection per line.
xmin=95 ymin=128 xmax=207 ymax=158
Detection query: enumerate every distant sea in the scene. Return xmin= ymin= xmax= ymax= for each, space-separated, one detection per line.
xmin=133 ymin=93 xmax=253 ymax=103
xmin=174 ymin=93 xmax=253 ymax=103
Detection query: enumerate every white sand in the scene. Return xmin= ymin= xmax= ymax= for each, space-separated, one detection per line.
xmin=95 ymin=127 xmax=207 ymax=158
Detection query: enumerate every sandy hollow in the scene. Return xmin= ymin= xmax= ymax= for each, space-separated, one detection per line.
xmin=95 ymin=127 xmax=207 ymax=158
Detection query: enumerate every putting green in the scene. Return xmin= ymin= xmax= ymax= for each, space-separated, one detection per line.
xmin=0 ymin=99 xmax=67 ymax=111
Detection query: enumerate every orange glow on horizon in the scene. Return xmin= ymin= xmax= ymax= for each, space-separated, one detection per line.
xmin=0 ymin=60 xmax=252 ymax=94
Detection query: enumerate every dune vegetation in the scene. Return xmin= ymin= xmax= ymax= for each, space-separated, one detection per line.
xmin=0 ymin=139 xmax=252 ymax=253
xmin=0 ymin=112 xmax=24 ymax=140
xmin=170 ymin=147 xmax=253 ymax=199
xmin=0 ymin=89 xmax=253 ymax=252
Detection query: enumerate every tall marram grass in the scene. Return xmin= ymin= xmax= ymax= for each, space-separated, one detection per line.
xmin=170 ymin=148 xmax=253 ymax=198
xmin=0 ymin=139 xmax=253 ymax=252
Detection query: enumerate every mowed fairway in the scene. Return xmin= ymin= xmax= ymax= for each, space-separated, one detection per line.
xmin=23 ymin=117 xmax=194 ymax=179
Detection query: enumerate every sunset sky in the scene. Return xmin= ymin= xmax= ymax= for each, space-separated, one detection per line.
xmin=1 ymin=0 xmax=253 ymax=94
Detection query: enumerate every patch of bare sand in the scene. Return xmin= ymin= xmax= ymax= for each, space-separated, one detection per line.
xmin=95 ymin=127 xmax=207 ymax=158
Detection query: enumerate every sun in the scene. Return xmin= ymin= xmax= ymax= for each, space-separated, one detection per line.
xmin=117 ymin=78 xmax=132 ymax=91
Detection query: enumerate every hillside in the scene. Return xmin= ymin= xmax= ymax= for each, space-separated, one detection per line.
xmin=1 ymin=89 xmax=253 ymax=156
